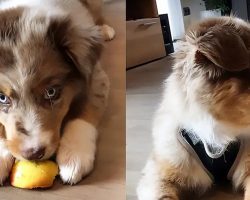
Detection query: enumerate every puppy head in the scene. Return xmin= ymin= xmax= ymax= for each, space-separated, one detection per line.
xmin=0 ymin=7 xmax=102 ymax=160
xmin=181 ymin=17 xmax=250 ymax=130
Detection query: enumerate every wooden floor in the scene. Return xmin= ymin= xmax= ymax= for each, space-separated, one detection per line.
xmin=126 ymin=57 xmax=243 ymax=200
xmin=0 ymin=1 xmax=125 ymax=200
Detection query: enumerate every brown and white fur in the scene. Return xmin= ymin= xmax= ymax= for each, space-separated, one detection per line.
xmin=0 ymin=0 xmax=114 ymax=185
xmin=137 ymin=16 xmax=250 ymax=200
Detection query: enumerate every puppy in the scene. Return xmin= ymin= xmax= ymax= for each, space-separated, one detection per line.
xmin=0 ymin=0 xmax=113 ymax=185
xmin=137 ymin=16 xmax=250 ymax=200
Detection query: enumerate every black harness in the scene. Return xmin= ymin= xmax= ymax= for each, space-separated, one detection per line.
xmin=180 ymin=129 xmax=242 ymax=183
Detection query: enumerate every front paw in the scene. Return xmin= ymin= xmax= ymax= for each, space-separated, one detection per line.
xmin=57 ymin=147 xmax=95 ymax=185
xmin=56 ymin=119 xmax=97 ymax=185
xmin=0 ymin=154 xmax=14 ymax=185
xmin=101 ymin=24 xmax=115 ymax=41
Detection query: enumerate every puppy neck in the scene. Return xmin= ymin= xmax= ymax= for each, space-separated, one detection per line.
xmin=181 ymin=106 xmax=238 ymax=149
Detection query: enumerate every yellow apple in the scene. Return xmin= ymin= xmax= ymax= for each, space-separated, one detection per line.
xmin=10 ymin=160 xmax=58 ymax=189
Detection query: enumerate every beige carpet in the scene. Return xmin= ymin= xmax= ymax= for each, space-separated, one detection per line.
xmin=126 ymin=57 xmax=243 ymax=200
xmin=0 ymin=1 xmax=125 ymax=200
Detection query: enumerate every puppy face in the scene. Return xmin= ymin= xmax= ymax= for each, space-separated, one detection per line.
xmin=181 ymin=17 xmax=250 ymax=129
xmin=0 ymin=7 xmax=102 ymax=160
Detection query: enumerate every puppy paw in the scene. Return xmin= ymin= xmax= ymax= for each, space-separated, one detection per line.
xmin=56 ymin=119 xmax=97 ymax=184
xmin=0 ymin=153 xmax=14 ymax=185
xmin=101 ymin=24 xmax=115 ymax=41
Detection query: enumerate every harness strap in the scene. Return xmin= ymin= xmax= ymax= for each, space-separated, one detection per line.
xmin=178 ymin=129 xmax=242 ymax=183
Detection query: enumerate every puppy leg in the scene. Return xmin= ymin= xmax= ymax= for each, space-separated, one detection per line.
xmin=244 ymin=176 xmax=250 ymax=200
xmin=0 ymin=145 xmax=14 ymax=185
xmin=80 ymin=0 xmax=116 ymax=41
xmin=138 ymin=155 xmax=212 ymax=200
xmin=244 ymin=160 xmax=250 ymax=200
xmin=0 ymin=125 xmax=14 ymax=185
xmin=56 ymin=119 xmax=97 ymax=184
xmin=137 ymin=159 xmax=180 ymax=200
xmin=57 ymin=63 xmax=109 ymax=184
xmin=100 ymin=24 xmax=115 ymax=41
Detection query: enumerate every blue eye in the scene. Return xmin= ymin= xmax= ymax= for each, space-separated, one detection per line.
xmin=44 ymin=87 xmax=60 ymax=100
xmin=0 ymin=93 xmax=10 ymax=104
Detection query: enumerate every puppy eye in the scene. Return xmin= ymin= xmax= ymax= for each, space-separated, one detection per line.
xmin=0 ymin=93 xmax=10 ymax=105
xmin=44 ymin=87 xmax=60 ymax=100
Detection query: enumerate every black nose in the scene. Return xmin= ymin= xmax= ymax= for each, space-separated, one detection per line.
xmin=22 ymin=147 xmax=45 ymax=160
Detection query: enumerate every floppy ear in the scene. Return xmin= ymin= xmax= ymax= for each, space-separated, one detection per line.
xmin=47 ymin=17 xmax=103 ymax=79
xmin=187 ymin=24 xmax=250 ymax=71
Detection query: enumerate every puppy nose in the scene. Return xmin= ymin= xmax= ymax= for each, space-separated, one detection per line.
xmin=22 ymin=147 xmax=45 ymax=160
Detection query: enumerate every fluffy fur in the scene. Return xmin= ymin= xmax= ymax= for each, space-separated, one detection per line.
xmin=0 ymin=0 xmax=112 ymax=185
xmin=137 ymin=16 xmax=250 ymax=200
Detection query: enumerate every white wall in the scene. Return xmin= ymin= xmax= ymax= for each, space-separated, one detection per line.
xmin=156 ymin=0 xmax=185 ymax=40
xmin=181 ymin=0 xmax=206 ymax=29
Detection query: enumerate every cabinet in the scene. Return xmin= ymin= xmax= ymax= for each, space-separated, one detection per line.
xmin=126 ymin=0 xmax=166 ymax=68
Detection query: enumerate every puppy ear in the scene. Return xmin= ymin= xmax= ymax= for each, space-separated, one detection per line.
xmin=187 ymin=23 xmax=250 ymax=71
xmin=47 ymin=18 xmax=103 ymax=79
